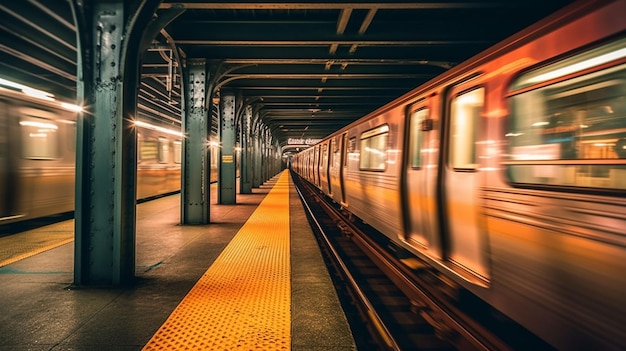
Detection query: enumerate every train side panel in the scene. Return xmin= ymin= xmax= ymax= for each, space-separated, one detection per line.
xmin=294 ymin=1 xmax=626 ymax=350
xmin=318 ymin=140 xmax=331 ymax=195
xmin=478 ymin=2 xmax=626 ymax=348
xmin=343 ymin=109 xmax=404 ymax=239
xmin=419 ymin=1 xmax=626 ymax=349
xmin=328 ymin=133 xmax=347 ymax=205
xmin=137 ymin=132 xmax=181 ymax=199
xmin=0 ymin=89 xmax=186 ymax=228
xmin=402 ymin=94 xmax=446 ymax=263
xmin=1 ymin=98 xmax=76 ymax=223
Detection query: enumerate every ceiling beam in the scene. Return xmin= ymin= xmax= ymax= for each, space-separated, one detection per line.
xmin=158 ymin=2 xmax=528 ymax=10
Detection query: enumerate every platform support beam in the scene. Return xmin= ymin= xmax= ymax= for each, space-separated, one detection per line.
xmin=181 ymin=59 xmax=211 ymax=224
xmin=218 ymin=90 xmax=237 ymax=204
xmin=239 ymin=105 xmax=253 ymax=194
xmin=258 ymin=124 xmax=267 ymax=185
xmin=263 ymin=127 xmax=271 ymax=182
xmin=251 ymin=118 xmax=262 ymax=188
xmin=71 ymin=0 xmax=159 ymax=286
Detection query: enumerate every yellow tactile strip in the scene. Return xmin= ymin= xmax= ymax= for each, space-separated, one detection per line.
xmin=143 ymin=171 xmax=291 ymax=350
xmin=0 ymin=220 xmax=74 ymax=268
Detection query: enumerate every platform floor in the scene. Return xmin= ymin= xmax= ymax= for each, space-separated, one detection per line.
xmin=0 ymin=171 xmax=356 ymax=351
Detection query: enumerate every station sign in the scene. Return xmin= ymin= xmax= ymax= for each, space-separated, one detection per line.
xmin=287 ymin=138 xmax=321 ymax=145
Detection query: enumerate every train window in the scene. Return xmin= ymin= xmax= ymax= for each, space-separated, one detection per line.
xmin=409 ymin=108 xmax=429 ymax=168
xmin=321 ymin=143 xmax=328 ymax=168
xmin=332 ymin=143 xmax=338 ymax=167
xmin=158 ymin=137 xmax=170 ymax=163
xmin=342 ymin=134 xmax=349 ymax=167
xmin=507 ymin=38 xmax=626 ymax=190
xmin=347 ymin=136 xmax=357 ymax=166
xmin=20 ymin=116 xmax=59 ymax=159
xmin=450 ymin=88 xmax=483 ymax=170
xmin=140 ymin=137 xmax=158 ymax=162
xmin=360 ymin=124 xmax=389 ymax=171
xmin=173 ymin=140 xmax=182 ymax=164
xmin=348 ymin=137 xmax=356 ymax=153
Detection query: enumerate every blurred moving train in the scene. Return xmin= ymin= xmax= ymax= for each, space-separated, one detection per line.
xmin=291 ymin=0 xmax=626 ymax=349
xmin=0 ymin=83 xmax=217 ymax=230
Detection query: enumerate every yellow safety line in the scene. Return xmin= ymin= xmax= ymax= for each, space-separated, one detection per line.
xmin=143 ymin=171 xmax=291 ymax=350
xmin=0 ymin=238 xmax=74 ymax=268
xmin=0 ymin=220 xmax=75 ymax=268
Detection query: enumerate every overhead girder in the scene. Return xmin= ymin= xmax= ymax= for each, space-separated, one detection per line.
xmin=1 ymin=0 xmax=577 ymax=150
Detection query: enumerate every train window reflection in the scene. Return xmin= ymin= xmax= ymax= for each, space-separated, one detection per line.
xmin=450 ymin=88 xmax=483 ymax=170
xmin=173 ymin=141 xmax=182 ymax=164
xmin=512 ymin=38 xmax=626 ymax=90
xmin=20 ymin=116 xmax=59 ymax=159
xmin=140 ymin=138 xmax=158 ymax=162
xmin=158 ymin=137 xmax=170 ymax=163
xmin=507 ymin=38 xmax=626 ymax=190
xmin=409 ymin=108 xmax=428 ymax=168
xmin=360 ymin=124 xmax=389 ymax=171
xmin=321 ymin=143 xmax=328 ymax=169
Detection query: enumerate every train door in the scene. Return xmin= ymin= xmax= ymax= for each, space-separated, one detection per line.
xmin=328 ymin=134 xmax=346 ymax=204
xmin=313 ymin=145 xmax=320 ymax=187
xmin=307 ymin=148 xmax=313 ymax=182
xmin=403 ymin=99 xmax=442 ymax=259
xmin=339 ymin=133 xmax=347 ymax=205
xmin=321 ymin=141 xmax=331 ymax=194
xmin=442 ymin=85 xmax=489 ymax=281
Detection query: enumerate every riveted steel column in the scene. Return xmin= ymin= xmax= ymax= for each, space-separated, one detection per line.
xmin=257 ymin=124 xmax=266 ymax=184
xmin=239 ymin=105 xmax=253 ymax=194
xmin=218 ymin=90 xmax=236 ymax=204
xmin=264 ymin=126 xmax=271 ymax=182
xmin=182 ymin=59 xmax=210 ymax=224
xmin=273 ymin=140 xmax=281 ymax=175
xmin=73 ymin=1 xmax=139 ymax=286
xmin=251 ymin=119 xmax=261 ymax=188
xmin=271 ymin=139 xmax=277 ymax=176
xmin=258 ymin=125 xmax=265 ymax=184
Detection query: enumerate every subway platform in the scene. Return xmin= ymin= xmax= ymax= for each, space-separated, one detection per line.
xmin=0 ymin=171 xmax=356 ymax=351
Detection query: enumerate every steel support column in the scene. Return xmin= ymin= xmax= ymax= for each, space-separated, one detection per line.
xmin=258 ymin=125 xmax=267 ymax=184
xmin=239 ymin=105 xmax=253 ymax=194
xmin=271 ymin=139 xmax=280 ymax=176
xmin=251 ymin=118 xmax=261 ymax=188
xmin=72 ymin=0 xmax=158 ymax=286
xmin=181 ymin=59 xmax=211 ymax=224
xmin=218 ymin=90 xmax=236 ymax=204
xmin=263 ymin=126 xmax=271 ymax=183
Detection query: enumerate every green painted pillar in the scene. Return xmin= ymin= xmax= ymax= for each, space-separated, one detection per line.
xmin=181 ymin=59 xmax=211 ymax=224
xmin=251 ymin=119 xmax=262 ymax=188
xmin=218 ymin=90 xmax=236 ymax=204
xmin=240 ymin=105 xmax=253 ymax=194
xmin=72 ymin=0 xmax=157 ymax=286
xmin=263 ymin=127 xmax=271 ymax=183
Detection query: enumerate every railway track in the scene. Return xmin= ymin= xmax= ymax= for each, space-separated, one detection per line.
xmin=293 ymin=173 xmax=553 ymax=351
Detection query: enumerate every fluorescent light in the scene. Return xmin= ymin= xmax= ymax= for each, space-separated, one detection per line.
xmin=134 ymin=120 xmax=183 ymax=137
xmin=61 ymin=102 xmax=83 ymax=112
xmin=19 ymin=120 xmax=58 ymax=129
xmin=22 ymin=88 xmax=54 ymax=101
xmin=0 ymin=78 xmax=55 ymax=101
xmin=525 ymin=47 xmax=626 ymax=85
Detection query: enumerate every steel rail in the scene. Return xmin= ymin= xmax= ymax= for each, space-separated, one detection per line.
xmin=295 ymin=182 xmax=401 ymax=351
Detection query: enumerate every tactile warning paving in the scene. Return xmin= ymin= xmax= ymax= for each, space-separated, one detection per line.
xmin=143 ymin=171 xmax=291 ymax=350
xmin=0 ymin=220 xmax=74 ymax=268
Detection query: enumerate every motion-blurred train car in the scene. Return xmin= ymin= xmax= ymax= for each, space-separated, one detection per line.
xmin=292 ymin=0 xmax=626 ymax=349
xmin=0 ymin=83 xmax=216 ymax=228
